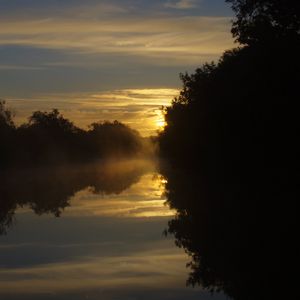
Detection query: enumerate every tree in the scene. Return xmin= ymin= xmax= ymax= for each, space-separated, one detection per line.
xmin=159 ymin=44 xmax=300 ymax=300
xmin=226 ymin=0 xmax=300 ymax=44
xmin=28 ymin=109 xmax=78 ymax=134
xmin=0 ymin=100 xmax=15 ymax=129
xmin=159 ymin=3 xmax=300 ymax=298
xmin=0 ymin=101 xmax=16 ymax=168
xmin=88 ymin=120 xmax=143 ymax=158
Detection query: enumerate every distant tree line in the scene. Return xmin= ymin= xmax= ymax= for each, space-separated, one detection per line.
xmin=0 ymin=102 xmax=150 ymax=168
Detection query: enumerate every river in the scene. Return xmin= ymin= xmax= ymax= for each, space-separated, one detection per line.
xmin=0 ymin=159 xmax=226 ymax=300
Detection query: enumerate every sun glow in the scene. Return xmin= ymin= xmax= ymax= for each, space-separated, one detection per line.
xmin=7 ymin=88 xmax=178 ymax=136
xmin=155 ymin=109 xmax=166 ymax=131
xmin=156 ymin=118 xmax=166 ymax=129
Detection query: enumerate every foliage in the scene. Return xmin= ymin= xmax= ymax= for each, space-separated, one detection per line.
xmin=89 ymin=120 xmax=143 ymax=157
xmin=226 ymin=0 xmax=300 ymax=44
xmin=0 ymin=100 xmax=15 ymax=129
xmin=159 ymin=1 xmax=300 ymax=299
xmin=28 ymin=108 xmax=79 ymax=133
xmin=0 ymin=101 xmax=16 ymax=167
xmin=0 ymin=107 xmax=147 ymax=168
xmin=160 ymin=44 xmax=300 ymax=299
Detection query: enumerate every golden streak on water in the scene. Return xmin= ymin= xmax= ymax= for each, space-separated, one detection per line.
xmin=65 ymin=166 xmax=174 ymax=218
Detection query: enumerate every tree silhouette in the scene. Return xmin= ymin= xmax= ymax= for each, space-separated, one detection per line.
xmin=0 ymin=100 xmax=15 ymax=129
xmin=159 ymin=1 xmax=300 ymax=299
xmin=0 ymin=108 xmax=149 ymax=168
xmin=0 ymin=101 xmax=16 ymax=167
xmin=88 ymin=120 xmax=143 ymax=158
xmin=226 ymin=0 xmax=300 ymax=44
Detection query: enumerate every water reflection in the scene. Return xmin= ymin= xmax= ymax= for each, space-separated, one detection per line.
xmin=161 ymin=163 xmax=291 ymax=300
xmin=67 ymin=173 xmax=174 ymax=218
xmin=0 ymin=159 xmax=224 ymax=300
xmin=0 ymin=159 xmax=154 ymax=234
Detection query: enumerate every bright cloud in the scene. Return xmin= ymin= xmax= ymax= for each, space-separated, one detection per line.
xmin=5 ymin=88 xmax=179 ymax=136
xmin=0 ymin=16 xmax=233 ymax=66
xmin=0 ymin=0 xmax=234 ymax=131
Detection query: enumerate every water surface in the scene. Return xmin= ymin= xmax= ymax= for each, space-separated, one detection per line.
xmin=0 ymin=159 xmax=226 ymax=300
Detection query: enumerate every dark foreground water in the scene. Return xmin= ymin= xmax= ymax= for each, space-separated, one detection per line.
xmin=0 ymin=159 xmax=226 ymax=300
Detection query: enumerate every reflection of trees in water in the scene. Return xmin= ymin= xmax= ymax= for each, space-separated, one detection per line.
xmin=161 ymin=162 xmax=295 ymax=300
xmin=0 ymin=160 xmax=151 ymax=234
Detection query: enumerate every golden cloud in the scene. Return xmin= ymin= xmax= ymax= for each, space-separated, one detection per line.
xmin=6 ymin=88 xmax=179 ymax=136
xmin=0 ymin=16 xmax=234 ymax=65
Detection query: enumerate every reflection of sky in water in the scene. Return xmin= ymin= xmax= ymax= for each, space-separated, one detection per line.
xmin=0 ymin=163 xmax=226 ymax=300
xmin=67 ymin=173 xmax=174 ymax=218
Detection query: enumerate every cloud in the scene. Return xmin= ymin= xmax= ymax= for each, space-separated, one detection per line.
xmin=0 ymin=1 xmax=234 ymax=129
xmin=0 ymin=16 xmax=233 ymax=66
xmin=0 ymin=247 xmax=188 ymax=294
xmin=5 ymin=88 xmax=179 ymax=136
xmin=165 ymin=0 xmax=198 ymax=9
xmin=0 ymin=64 xmax=44 ymax=70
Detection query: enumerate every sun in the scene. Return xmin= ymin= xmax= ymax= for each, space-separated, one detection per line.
xmin=155 ymin=109 xmax=166 ymax=130
xmin=156 ymin=118 xmax=166 ymax=129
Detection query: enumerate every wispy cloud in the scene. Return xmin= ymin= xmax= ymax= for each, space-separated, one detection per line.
xmin=0 ymin=64 xmax=44 ymax=70
xmin=0 ymin=246 xmax=188 ymax=294
xmin=0 ymin=0 xmax=233 ymax=125
xmin=165 ymin=0 xmax=198 ymax=9
xmin=0 ymin=16 xmax=233 ymax=66
xmin=5 ymin=88 xmax=179 ymax=136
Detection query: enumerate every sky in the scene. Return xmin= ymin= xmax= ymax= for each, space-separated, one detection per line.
xmin=0 ymin=0 xmax=234 ymax=135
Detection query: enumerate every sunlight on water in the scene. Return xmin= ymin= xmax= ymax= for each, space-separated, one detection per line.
xmin=66 ymin=173 xmax=174 ymax=218
xmin=0 ymin=159 xmax=205 ymax=299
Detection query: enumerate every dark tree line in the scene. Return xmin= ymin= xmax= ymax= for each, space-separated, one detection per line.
xmin=0 ymin=103 xmax=149 ymax=168
xmin=159 ymin=1 xmax=299 ymax=299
